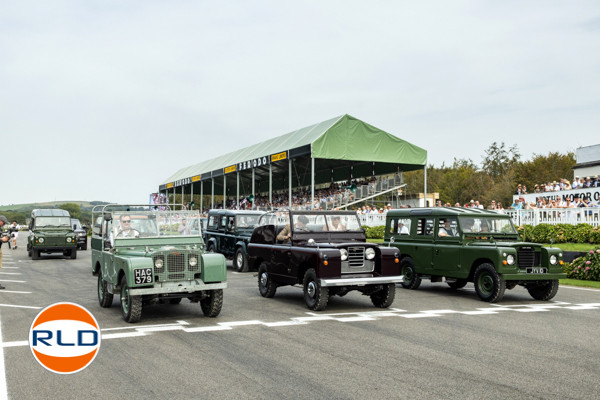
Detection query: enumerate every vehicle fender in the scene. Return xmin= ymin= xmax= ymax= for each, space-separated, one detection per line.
xmin=202 ymin=253 xmax=227 ymax=283
xmin=379 ymin=246 xmax=401 ymax=276
xmin=207 ymin=237 xmax=218 ymax=251
xmin=541 ymin=246 xmax=564 ymax=273
xmin=235 ymin=240 xmax=247 ymax=254
xmin=116 ymin=256 xmax=153 ymax=286
xmin=314 ymin=248 xmax=341 ymax=279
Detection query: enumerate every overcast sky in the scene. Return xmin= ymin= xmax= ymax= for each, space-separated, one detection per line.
xmin=2 ymin=1 xmax=599 ymax=206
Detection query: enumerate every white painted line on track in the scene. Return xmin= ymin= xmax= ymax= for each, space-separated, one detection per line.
xmin=0 ymin=314 xmax=8 ymax=400
xmin=2 ymin=341 xmax=27 ymax=348
xmin=562 ymin=286 xmax=600 ymax=292
xmin=219 ymin=320 xmax=263 ymax=327
xmin=0 ymin=280 xmax=26 ymax=283
xmin=0 ymin=291 xmax=31 ymax=295
xmin=0 ymin=263 xmax=15 ymax=265
xmin=102 ymin=321 xmax=189 ymax=331
xmin=102 ymin=332 xmax=147 ymax=340
xmin=0 ymin=267 xmax=18 ymax=270
xmin=0 ymin=273 xmax=20 ymax=276
xmin=0 ymin=304 xmax=41 ymax=310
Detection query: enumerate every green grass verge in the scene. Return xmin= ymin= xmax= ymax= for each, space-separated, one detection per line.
xmin=559 ymin=279 xmax=600 ymax=289
xmin=543 ymin=243 xmax=599 ymax=252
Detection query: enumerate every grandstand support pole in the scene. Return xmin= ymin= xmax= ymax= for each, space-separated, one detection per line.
xmin=223 ymin=174 xmax=227 ymax=209
xmin=269 ymin=163 xmax=273 ymax=211
xmin=236 ymin=171 xmax=239 ymax=209
xmin=424 ymin=162 xmax=428 ymax=207
xmin=181 ymin=186 xmax=184 ymax=209
xmin=190 ymin=183 xmax=194 ymax=210
xmin=200 ymin=181 xmax=203 ymax=212
xmin=288 ymin=158 xmax=292 ymax=209
xmin=311 ymin=157 xmax=315 ymax=210
xmin=211 ymin=178 xmax=214 ymax=209
xmin=252 ymin=168 xmax=255 ymax=210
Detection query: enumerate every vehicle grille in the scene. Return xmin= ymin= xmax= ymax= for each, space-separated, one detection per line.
xmin=347 ymin=247 xmax=365 ymax=268
xmin=152 ymin=250 xmax=202 ymax=281
xmin=517 ymin=247 xmax=539 ymax=268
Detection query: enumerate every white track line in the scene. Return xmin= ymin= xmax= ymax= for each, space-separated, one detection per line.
xmin=0 ymin=314 xmax=8 ymax=400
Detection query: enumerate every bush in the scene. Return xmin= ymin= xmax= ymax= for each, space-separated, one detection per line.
xmin=565 ymin=249 xmax=600 ymax=281
xmin=364 ymin=225 xmax=385 ymax=239
xmin=517 ymin=223 xmax=600 ymax=244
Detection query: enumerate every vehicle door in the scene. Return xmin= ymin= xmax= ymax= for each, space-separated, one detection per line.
xmin=433 ymin=217 xmax=462 ymax=277
xmin=222 ymin=215 xmax=237 ymax=256
xmin=412 ymin=217 xmax=434 ymax=271
xmin=101 ymin=218 xmax=117 ymax=283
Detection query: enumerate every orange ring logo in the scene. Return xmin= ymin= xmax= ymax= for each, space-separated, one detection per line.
xmin=28 ymin=302 xmax=101 ymax=374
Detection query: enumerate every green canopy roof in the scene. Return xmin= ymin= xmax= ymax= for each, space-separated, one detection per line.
xmin=161 ymin=114 xmax=426 ymax=187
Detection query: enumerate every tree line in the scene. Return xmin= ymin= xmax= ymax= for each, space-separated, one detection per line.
xmin=403 ymin=142 xmax=576 ymax=207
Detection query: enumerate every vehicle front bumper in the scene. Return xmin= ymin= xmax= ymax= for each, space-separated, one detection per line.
xmin=320 ymin=275 xmax=404 ymax=287
xmin=129 ymin=280 xmax=227 ymax=295
xmin=32 ymin=245 xmax=76 ymax=252
xmin=500 ymin=273 xmax=566 ymax=280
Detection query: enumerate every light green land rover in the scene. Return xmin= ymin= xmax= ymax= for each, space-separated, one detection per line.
xmin=92 ymin=205 xmax=227 ymax=322
xmin=384 ymin=208 xmax=565 ymax=303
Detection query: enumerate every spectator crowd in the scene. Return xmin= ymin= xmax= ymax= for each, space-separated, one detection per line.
xmin=515 ymin=175 xmax=600 ymax=195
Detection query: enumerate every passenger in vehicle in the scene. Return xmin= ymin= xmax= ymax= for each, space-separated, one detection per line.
xmin=438 ymin=219 xmax=457 ymax=237
xmin=399 ymin=221 xmax=409 ymax=235
xmin=323 ymin=216 xmax=346 ymax=231
xmin=277 ymin=215 xmax=309 ymax=242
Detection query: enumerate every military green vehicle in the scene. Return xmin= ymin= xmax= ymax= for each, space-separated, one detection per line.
xmin=91 ymin=205 xmax=227 ymax=323
xmin=27 ymin=209 xmax=77 ymax=260
xmin=384 ymin=208 xmax=565 ymax=302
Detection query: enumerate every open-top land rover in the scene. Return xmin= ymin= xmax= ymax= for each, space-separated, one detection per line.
xmin=247 ymin=210 xmax=403 ymax=311
xmin=384 ymin=207 xmax=565 ymax=302
xmin=27 ymin=209 xmax=77 ymax=260
xmin=91 ymin=205 xmax=227 ymax=322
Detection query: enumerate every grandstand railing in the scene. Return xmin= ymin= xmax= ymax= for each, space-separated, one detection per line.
xmin=358 ymin=214 xmax=387 ymax=227
xmin=505 ymin=208 xmax=600 ymax=227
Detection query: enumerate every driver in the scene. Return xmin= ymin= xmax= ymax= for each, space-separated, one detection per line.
xmin=324 ymin=215 xmax=345 ymax=231
xmin=277 ymin=215 xmax=309 ymax=243
xmin=115 ymin=215 xmax=139 ymax=238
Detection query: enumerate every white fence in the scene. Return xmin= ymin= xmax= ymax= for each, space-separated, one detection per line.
xmin=358 ymin=214 xmax=387 ymax=227
xmin=505 ymin=208 xmax=600 ymax=227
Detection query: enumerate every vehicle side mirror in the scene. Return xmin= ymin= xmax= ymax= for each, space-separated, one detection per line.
xmin=83 ymin=225 xmax=89 ymax=231
xmin=73 ymin=224 xmax=77 ymax=230
xmin=388 ymin=236 xmax=394 ymax=247
xmin=104 ymin=213 xmax=112 ymax=222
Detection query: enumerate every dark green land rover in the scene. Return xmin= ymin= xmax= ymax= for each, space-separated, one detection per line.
xmin=384 ymin=208 xmax=565 ymax=302
xmin=27 ymin=209 xmax=77 ymax=260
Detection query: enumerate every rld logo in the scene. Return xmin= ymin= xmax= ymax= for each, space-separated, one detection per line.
xmin=28 ymin=302 xmax=101 ymax=374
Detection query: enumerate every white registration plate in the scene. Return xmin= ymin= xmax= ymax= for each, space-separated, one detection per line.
xmin=134 ymin=268 xmax=153 ymax=284
xmin=526 ymin=267 xmax=547 ymax=274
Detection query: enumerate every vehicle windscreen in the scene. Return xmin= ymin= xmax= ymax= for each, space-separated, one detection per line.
xmin=71 ymin=219 xmax=82 ymax=230
xmin=293 ymin=213 xmax=362 ymax=233
xmin=111 ymin=211 xmax=202 ymax=238
xmin=236 ymin=214 xmax=262 ymax=229
xmin=35 ymin=217 xmax=72 ymax=228
xmin=459 ymin=217 xmax=517 ymax=234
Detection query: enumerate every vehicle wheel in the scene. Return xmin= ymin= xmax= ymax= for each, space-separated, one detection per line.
xmin=447 ymin=279 xmax=468 ymax=290
xmin=201 ymin=289 xmax=223 ymax=317
xmin=303 ymin=268 xmax=329 ymax=311
xmin=234 ymin=248 xmax=249 ymax=272
xmin=82 ymin=242 xmax=88 ymax=251
xmin=28 ymin=249 xmax=32 ymax=257
xmin=527 ymin=280 xmax=559 ymax=301
xmin=32 ymin=249 xmax=40 ymax=260
xmin=258 ymin=263 xmax=277 ymax=298
xmin=120 ymin=276 xmax=142 ymax=323
xmin=370 ymin=283 xmax=396 ymax=308
xmin=400 ymin=258 xmax=421 ymax=290
xmin=207 ymin=243 xmax=215 ymax=253
xmin=169 ymin=298 xmax=182 ymax=305
xmin=474 ymin=263 xmax=506 ymax=303
xmin=70 ymin=249 xmax=77 ymax=259
xmin=98 ymin=272 xmax=113 ymax=308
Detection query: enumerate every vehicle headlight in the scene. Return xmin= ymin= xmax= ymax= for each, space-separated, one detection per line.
xmin=38 ymin=237 xmax=44 ymax=243
xmin=365 ymin=248 xmax=376 ymax=260
xmin=506 ymin=254 xmax=515 ymax=265
xmin=189 ymin=256 xmax=198 ymax=267
xmin=550 ymin=255 xmax=557 ymax=265
xmin=154 ymin=258 xmax=164 ymax=269
xmin=340 ymin=249 xmax=348 ymax=261
xmin=66 ymin=237 xmax=72 ymax=243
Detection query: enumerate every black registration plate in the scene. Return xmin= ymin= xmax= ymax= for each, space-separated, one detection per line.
xmin=526 ymin=267 xmax=547 ymax=274
xmin=134 ymin=268 xmax=153 ymax=284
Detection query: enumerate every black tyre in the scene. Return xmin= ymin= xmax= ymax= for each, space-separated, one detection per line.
xmin=120 ymin=276 xmax=142 ymax=323
xmin=234 ymin=248 xmax=249 ymax=272
xmin=169 ymin=298 xmax=182 ymax=305
xmin=474 ymin=263 xmax=506 ymax=303
xmin=303 ymin=268 xmax=329 ymax=311
xmin=447 ymin=279 xmax=468 ymax=290
xmin=82 ymin=242 xmax=88 ymax=251
xmin=258 ymin=263 xmax=277 ymax=298
xmin=400 ymin=258 xmax=421 ymax=290
xmin=201 ymin=289 xmax=223 ymax=317
xmin=527 ymin=280 xmax=559 ymax=301
xmin=98 ymin=271 xmax=113 ymax=308
xmin=70 ymin=249 xmax=77 ymax=259
xmin=370 ymin=283 xmax=396 ymax=308
xmin=32 ymin=249 xmax=40 ymax=260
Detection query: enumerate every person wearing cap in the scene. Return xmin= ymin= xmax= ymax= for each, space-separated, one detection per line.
xmin=572 ymin=176 xmax=581 ymax=189
xmin=583 ymin=177 xmax=592 ymax=188
xmin=510 ymin=198 xmax=523 ymax=210
xmin=514 ymin=184 xmax=523 ymax=195
xmin=0 ymin=215 xmax=10 ymax=289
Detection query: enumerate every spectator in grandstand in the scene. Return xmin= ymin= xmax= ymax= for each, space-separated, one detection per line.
xmin=509 ymin=198 xmax=523 ymax=209
xmin=563 ymin=198 xmax=575 ymax=208
xmin=487 ymin=200 xmax=497 ymax=210
xmin=572 ymin=176 xmax=581 ymax=189
xmin=522 ymin=185 xmax=528 ymax=194
xmin=534 ymin=184 xmax=541 ymax=193
xmin=584 ymin=177 xmax=593 ymax=188
xmin=514 ymin=184 xmax=524 ymax=195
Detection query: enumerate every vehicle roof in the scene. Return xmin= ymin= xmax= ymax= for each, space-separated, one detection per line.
xmin=32 ymin=209 xmax=71 ymax=217
xmin=207 ymin=209 xmax=265 ymax=216
xmin=288 ymin=210 xmax=357 ymax=215
xmin=386 ymin=207 xmax=507 ymax=218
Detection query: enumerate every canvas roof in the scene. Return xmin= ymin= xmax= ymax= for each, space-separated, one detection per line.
xmin=161 ymin=114 xmax=426 ymax=186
